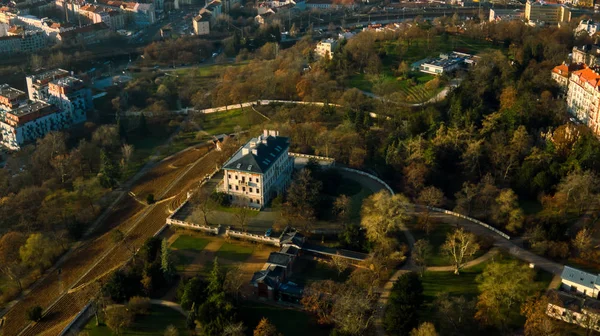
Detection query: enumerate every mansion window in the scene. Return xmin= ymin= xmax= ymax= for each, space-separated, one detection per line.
xmin=228 ymin=185 xmax=232 ymax=189
xmin=235 ymin=186 xmax=239 ymax=191
xmin=242 ymin=187 xmax=246 ymax=192
xmin=228 ymin=174 xmax=231 ymax=179
xmin=249 ymin=188 xmax=253 ymax=192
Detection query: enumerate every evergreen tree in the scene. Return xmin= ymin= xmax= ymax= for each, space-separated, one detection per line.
xmin=161 ymin=239 xmax=175 ymax=283
xmin=99 ymin=150 xmax=120 ymax=189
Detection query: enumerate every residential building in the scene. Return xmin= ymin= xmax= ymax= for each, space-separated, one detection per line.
xmin=203 ymin=0 xmax=222 ymax=19
xmin=0 ymin=29 xmax=45 ymax=54
xmin=572 ymin=44 xmax=600 ymax=66
xmin=47 ymin=76 xmax=92 ymax=125
xmin=192 ymin=14 xmax=210 ymax=35
xmin=546 ymin=289 xmax=600 ymax=333
xmin=0 ymin=99 xmax=69 ymax=150
xmin=566 ymin=66 xmax=600 ymax=135
xmin=221 ymin=129 xmax=294 ymax=209
xmin=26 ymin=68 xmax=70 ymax=101
xmin=576 ymin=19 xmax=600 ymax=36
xmin=0 ymin=35 xmax=22 ymax=55
xmin=560 ymin=266 xmax=600 ymax=299
xmin=0 ymin=84 xmax=27 ymax=113
xmin=525 ymin=1 xmax=571 ymax=26
xmin=315 ymin=38 xmax=337 ymax=58
xmin=419 ymin=52 xmax=475 ymax=75
xmin=58 ymin=22 xmax=110 ymax=46
xmin=127 ymin=3 xmax=155 ymax=26
xmin=489 ymin=8 xmax=523 ymax=22
xmin=250 ymin=229 xmax=304 ymax=302
xmin=254 ymin=11 xmax=275 ymax=25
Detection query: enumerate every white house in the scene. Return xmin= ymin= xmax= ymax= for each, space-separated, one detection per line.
xmin=546 ymin=289 xmax=600 ymax=333
xmin=576 ymin=19 xmax=600 ymax=36
xmin=561 ymin=266 xmax=600 ymax=299
xmin=221 ymin=130 xmax=294 ymax=209
xmin=315 ymin=38 xmax=337 ymax=58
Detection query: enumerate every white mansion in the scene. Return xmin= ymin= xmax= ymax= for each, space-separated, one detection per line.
xmin=221 ymin=130 xmax=294 ymax=208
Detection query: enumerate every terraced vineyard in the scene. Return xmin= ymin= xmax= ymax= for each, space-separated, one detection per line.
xmin=1 ymin=145 xmax=220 ymax=336
xmin=399 ymin=84 xmax=439 ymax=104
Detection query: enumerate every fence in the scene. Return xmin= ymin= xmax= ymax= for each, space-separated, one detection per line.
xmin=338 ymin=167 xmax=395 ymax=196
xmin=422 ymin=205 xmax=511 ymax=240
xmin=58 ymin=302 xmax=94 ymax=336
xmin=336 ymin=167 xmax=511 ymax=240
xmin=167 ymin=218 xmax=220 ymax=235
xmin=289 ymin=152 xmax=336 ymax=162
xmin=225 ymin=228 xmax=281 ymax=246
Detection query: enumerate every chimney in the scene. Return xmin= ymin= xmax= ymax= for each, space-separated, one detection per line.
xmin=263 ymin=129 xmax=268 ymax=138
xmin=242 ymin=148 xmax=249 ymax=155
xmin=251 ymin=148 xmax=258 ymax=155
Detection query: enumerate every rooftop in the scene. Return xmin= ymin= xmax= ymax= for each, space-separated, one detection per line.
xmin=561 ymin=265 xmax=599 ymax=288
xmin=0 ymin=85 xmax=25 ymax=100
xmin=28 ymin=68 xmax=69 ymax=83
xmin=51 ymin=76 xmax=83 ymax=88
xmin=8 ymin=100 xmax=53 ymax=117
xmin=571 ymin=66 xmax=600 ymax=88
xmin=266 ymin=252 xmax=294 ymax=267
xmin=223 ymin=130 xmax=289 ymax=174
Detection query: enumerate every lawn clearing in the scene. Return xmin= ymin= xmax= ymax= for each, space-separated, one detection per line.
xmin=171 ymin=235 xmax=210 ymax=252
xmin=238 ymin=301 xmax=331 ymax=336
xmin=216 ymin=241 xmax=254 ymax=262
xmin=174 ymin=252 xmax=196 ymax=272
xmin=200 ymin=108 xmax=264 ymax=135
xmin=82 ymin=305 xmax=186 ymax=336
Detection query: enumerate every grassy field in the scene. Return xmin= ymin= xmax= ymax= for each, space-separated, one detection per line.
xmin=238 ymin=301 xmax=331 ymax=336
xmin=81 ymin=305 xmax=187 ymax=336
xmin=171 ymin=235 xmax=210 ymax=252
xmin=216 ymin=241 xmax=254 ymax=262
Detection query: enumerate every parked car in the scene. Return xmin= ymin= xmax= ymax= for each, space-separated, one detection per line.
xmin=265 ymin=229 xmax=272 ymax=237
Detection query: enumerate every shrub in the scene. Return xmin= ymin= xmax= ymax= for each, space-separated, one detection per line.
xmin=127 ymin=296 xmax=151 ymax=316
xmin=26 ymin=305 xmax=43 ymax=322
xmin=147 ymin=194 xmax=156 ymax=204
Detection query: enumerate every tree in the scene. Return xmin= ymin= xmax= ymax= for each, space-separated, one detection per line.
xmin=19 ymin=233 xmax=63 ymax=271
xmin=361 ymin=191 xmax=411 ymax=248
xmin=330 ymin=254 xmax=350 ymax=276
xmin=105 ymin=306 xmax=134 ymax=335
xmin=301 ymin=280 xmax=340 ymax=324
xmin=333 ymin=194 xmax=352 ymax=222
xmin=253 ymin=318 xmax=281 ymax=336
xmin=441 ymin=228 xmax=480 ymax=275
xmin=284 ymin=169 xmax=322 ymax=228
xmin=491 ymin=189 xmax=524 ymax=233
xmin=410 ymin=322 xmax=438 ymax=336
xmin=412 ymin=239 xmax=432 ymax=275
xmin=179 ymin=276 xmax=208 ymax=311
xmin=234 ymin=208 xmax=252 ymax=232
xmin=223 ymin=321 xmax=246 ymax=336
xmin=0 ymin=232 xmax=26 ymax=291
xmin=384 ymin=272 xmax=423 ymax=335
xmin=121 ymin=144 xmax=134 ymax=169
xmin=127 ymin=296 xmax=151 ymax=316
xmin=521 ymin=295 xmax=562 ymax=336
xmin=555 ymin=170 xmax=600 ymax=215
xmin=92 ymin=125 xmax=121 ymax=149
xmin=434 ymin=294 xmax=475 ymax=335
xmin=161 ymin=239 xmax=175 ymax=283
xmin=224 ymin=264 xmax=245 ymax=301
xmin=99 ymin=149 xmax=121 ymax=189
xmin=397 ymin=61 xmax=410 ymax=79
xmin=331 ymin=284 xmax=376 ymax=335
xmin=475 ymin=260 xmax=536 ymax=328
xmin=190 ymin=189 xmax=218 ymax=226
xmin=26 ymin=305 xmax=43 ymax=322
xmin=164 ymin=325 xmax=179 ymax=336
xmin=417 ymin=186 xmax=444 ymax=235
xmin=572 ymin=227 xmax=594 ymax=260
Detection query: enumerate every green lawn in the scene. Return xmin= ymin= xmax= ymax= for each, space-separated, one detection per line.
xmin=216 ymin=242 xmax=254 ymax=262
xmin=238 ymin=301 xmax=331 ymax=336
xmin=82 ymin=305 xmax=187 ymax=336
xmin=174 ymin=252 xmax=196 ymax=272
xmin=200 ymin=108 xmax=264 ymax=135
xmin=171 ymin=235 xmax=210 ymax=252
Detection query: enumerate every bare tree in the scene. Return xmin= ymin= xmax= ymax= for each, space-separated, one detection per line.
xmin=105 ymin=306 xmax=133 ymax=335
xmin=412 ymin=239 xmax=432 ymax=276
xmin=224 ymin=264 xmax=246 ymax=301
xmin=417 ymin=186 xmax=444 ymax=235
xmin=331 ymin=254 xmax=350 ymax=276
xmin=190 ymin=189 xmax=218 ymax=225
xmin=333 ymin=194 xmax=352 ymax=223
xmin=572 ymin=227 xmax=594 ymax=260
xmin=121 ymin=144 xmax=134 ymax=169
xmin=234 ymin=208 xmax=252 ymax=232
xmin=441 ymin=228 xmax=479 ymax=275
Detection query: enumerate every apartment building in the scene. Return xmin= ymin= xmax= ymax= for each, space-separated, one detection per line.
xmin=58 ymin=22 xmax=110 ymax=46
xmin=576 ymin=19 xmax=600 ymax=36
xmin=573 ymin=44 xmax=600 ymax=66
xmin=192 ymin=14 xmax=210 ymax=35
xmin=566 ymin=66 xmax=600 ymax=135
xmin=221 ymin=130 xmax=294 ymax=208
xmin=551 ymin=63 xmax=584 ymax=94
xmin=315 ymin=38 xmax=338 ymax=58
xmin=47 ymin=76 xmax=92 ymax=125
xmin=525 ymin=1 xmax=571 ymax=26
xmin=0 ymin=99 xmax=69 ymax=150
xmin=26 ymin=68 xmax=70 ymax=101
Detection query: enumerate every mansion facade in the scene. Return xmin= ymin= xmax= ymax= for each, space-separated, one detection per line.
xmin=221 ymin=130 xmax=294 ymax=208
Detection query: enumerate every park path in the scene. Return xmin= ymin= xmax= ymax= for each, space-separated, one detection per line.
xmin=426 ymin=247 xmax=500 ymax=272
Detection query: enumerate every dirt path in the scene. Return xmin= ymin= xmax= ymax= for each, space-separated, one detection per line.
xmin=177 ymin=240 xmax=225 ymax=276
